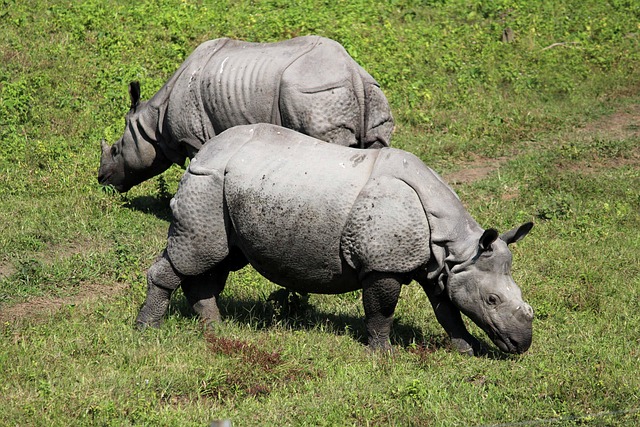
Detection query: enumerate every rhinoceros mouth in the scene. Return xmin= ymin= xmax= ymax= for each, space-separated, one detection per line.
xmin=492 ymin=335 xmax=515 ymax=353
xmin=491 ymin=333 xmax=531 ymax=354
xmin=98 ymin=170 xmax=130 ymax=192
xmin=98 ymin=172 xmax=112 ymax=186
xmin=98 ymin=175 xmax=128 ymax=193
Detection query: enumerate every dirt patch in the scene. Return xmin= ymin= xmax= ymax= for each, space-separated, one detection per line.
xmin=580 ymin=104 xmax=640 ymax=139
xmin=567 ymin=103 xmax=640 ymax=172
xmin=198 ymin=333 xmax=322 ymax=402
xmin=565 ymin=147 xmax=640 ymax=174
xmin=0 ymin=282 xmax=127 ymax=324
xmin=444 ymin=155 xmax=510 ymax=185
xmin=444 ymin=103 xmax=640 ymax=184
xmin=0 ymin=262 xmax=15 ymax=281
xmin=0 ymin=238 xmax=107 ymax=281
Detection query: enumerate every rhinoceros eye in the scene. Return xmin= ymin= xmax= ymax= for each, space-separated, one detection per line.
xmin=487 ymin=294 xmax=501 ymax=306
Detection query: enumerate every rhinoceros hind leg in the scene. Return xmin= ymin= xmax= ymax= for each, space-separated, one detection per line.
xmin=280 ymin=86 xmax=360 ymax=148
xmin=361 ymin=272 xmax=403 ymax=350
xmin=182 ymin=250 xmax=248 ymax=325
xmin=182 ymin=268 xmax=229 ymax=324
xmin=136 ymin=251 xmax=183 ymax=329
xmin=363 ymin=83 xmax=394 ymax=149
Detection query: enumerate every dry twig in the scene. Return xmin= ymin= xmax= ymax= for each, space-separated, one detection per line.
xmin=541 ymin=41 xmax=582 ymax=51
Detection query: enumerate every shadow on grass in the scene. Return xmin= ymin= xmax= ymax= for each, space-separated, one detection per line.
xmin=164 ymin=289 xmax=504 ymax=355
xmin=123 ymin=195 xmax=173 ymax=222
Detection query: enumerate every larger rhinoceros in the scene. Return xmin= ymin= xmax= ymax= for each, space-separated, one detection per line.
xmin=98 ymin=35 xmax=394 ymax=192
xmin=136 ymin=124 xmax=534 ymax=355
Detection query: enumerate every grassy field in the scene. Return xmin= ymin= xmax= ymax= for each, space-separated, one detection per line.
xmin=1 ymin=0 xmax=639 ymax=425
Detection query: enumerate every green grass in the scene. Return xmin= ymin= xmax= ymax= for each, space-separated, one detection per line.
xmin=1 ymin=0 xmax=639 ymax=425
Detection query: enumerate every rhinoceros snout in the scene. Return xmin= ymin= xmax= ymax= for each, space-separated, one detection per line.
xmin=512 ymin=330 xmax=533 ymax=354
xmin=517 ymin=303 xmax=534 ymax=322
xmin=98 ymin=140 xmax=115 ymax=186
xmin=489 ymin=303 xmax=534 ymax=354
xmin=509 ymin=303 xmax=534 ymax=353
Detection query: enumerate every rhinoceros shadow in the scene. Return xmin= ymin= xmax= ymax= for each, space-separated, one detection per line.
xmin=166 ymin=289 xmax=502 ymax=357
xmin=123 ymin=195 xmax=173 ymax=222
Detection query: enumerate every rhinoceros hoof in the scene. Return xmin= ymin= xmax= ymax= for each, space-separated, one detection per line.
xmin=366 ymin=338 xmax=394 ymax=354
xmin=192 ymin=299 xmax=222 ymax=323
xmin=135 ymin=316 xmax=164 ymax=330
xmin=451 ymin=336 xmax=485 ymax=357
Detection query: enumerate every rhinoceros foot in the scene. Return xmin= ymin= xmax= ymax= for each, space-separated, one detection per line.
xmin=135 ymin=283 xmax=171 ymax=329
xmin=450 ymin=336 xmax=486 ymax=357
xmin=191 ymin=298 xmax=222 ymax=324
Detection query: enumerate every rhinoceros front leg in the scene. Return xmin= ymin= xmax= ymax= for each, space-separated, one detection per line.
xmin=421 ymin=282 xmax=484 ymax=356
xmin=361 ymin=272 xmax=403 ymax=350
xmin=136 ymin=250 xmax=183 ymax=329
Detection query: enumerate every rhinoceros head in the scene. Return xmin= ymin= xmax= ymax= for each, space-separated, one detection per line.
xmin=446 ymin=222 xmax=534 ymax=354
xmin=98 ymin=82 xmax=172 ymax=192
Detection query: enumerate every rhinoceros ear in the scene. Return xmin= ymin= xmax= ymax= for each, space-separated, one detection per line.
xmin=129 ymin=81 xmax=141 ymax=111
xmin=479 ymin=228 xmax=499 ymax=251
xmin=500 ymin=222 xmax=534 ymax=245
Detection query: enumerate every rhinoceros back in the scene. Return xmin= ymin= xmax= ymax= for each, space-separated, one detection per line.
xmin=221 ymin=125 xmax=377 ymax=292
xmin=205 ymin=37 xmax=324 ymax=130
xmin=166 ymin=36 xmax=323 ymax=143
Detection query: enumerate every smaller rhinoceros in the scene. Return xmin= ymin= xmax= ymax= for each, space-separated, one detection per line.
xmin=98 ymin=35 xmax=394 ymax=192
xmin=136 ymin=124 xmax=534 ymax=355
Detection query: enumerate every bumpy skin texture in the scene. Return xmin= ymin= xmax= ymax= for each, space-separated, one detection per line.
xmin=136 ymin=124 xmax=534 ymax=354
xmin=98 ymin=36 xmax=394 ymax=192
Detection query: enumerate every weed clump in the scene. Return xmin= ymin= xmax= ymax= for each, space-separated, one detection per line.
xmin=204 ymin=333 xmax=321 ymax=401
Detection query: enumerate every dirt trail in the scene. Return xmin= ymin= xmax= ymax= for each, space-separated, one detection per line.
xmin=0 ymin=283 xmax=127 ymax=324
xmin=444 ymin=155 xmax=510 ymax=185
xmin=0 ymin=239 xmax=122 ymax=324
xmin=444 ymin=103 xmax=640 ymax=184
xmin=1 ymin=104 xmax=638 ymax=324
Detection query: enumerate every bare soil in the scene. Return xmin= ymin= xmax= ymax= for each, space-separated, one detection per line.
xmin=0 ymin=282 xmax=127 ymax=324
xmin=444 ymin=155 xmax=510 ymax=185
xmin=581 ymin=103 xmax=640 ymax=139
xmin=444 ymin=103 xmax=640 ymax=183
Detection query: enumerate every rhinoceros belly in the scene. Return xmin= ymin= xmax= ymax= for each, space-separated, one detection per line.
xmin=222 ymin=131 xmax=377 ymax=293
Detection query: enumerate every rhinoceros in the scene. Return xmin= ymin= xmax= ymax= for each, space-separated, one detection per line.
xmin=98 ymin=35 xmax=394 ymax=192
xmin=136 ymin=124 xmax=534 ymax=355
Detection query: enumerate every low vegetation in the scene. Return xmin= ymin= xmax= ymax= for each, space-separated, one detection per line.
xmin=1 ymin=0 xmax=639 ymax=425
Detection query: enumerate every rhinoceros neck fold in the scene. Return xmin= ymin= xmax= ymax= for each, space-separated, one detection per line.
xmin=145 ymin=39 xmax=234 ymax=159
xmin=373 ymin=148 xmax=482 ymax=277
xmin=417 ymin=175 xmax=481 ymax=274
xmin=139 ymin=98 xmax=193 ymax=166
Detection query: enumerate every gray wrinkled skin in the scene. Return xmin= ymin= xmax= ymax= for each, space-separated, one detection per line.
xmin=136 ymin=124 xmax=534 ymax=355
xmin=98 ymin=36 xmax=394 ymax=192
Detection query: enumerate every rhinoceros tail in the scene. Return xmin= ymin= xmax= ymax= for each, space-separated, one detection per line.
xmin=351 ymin=65 xmax=367 ymax=148
xmin=358 ymin=68 xmax=394 ymax=149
